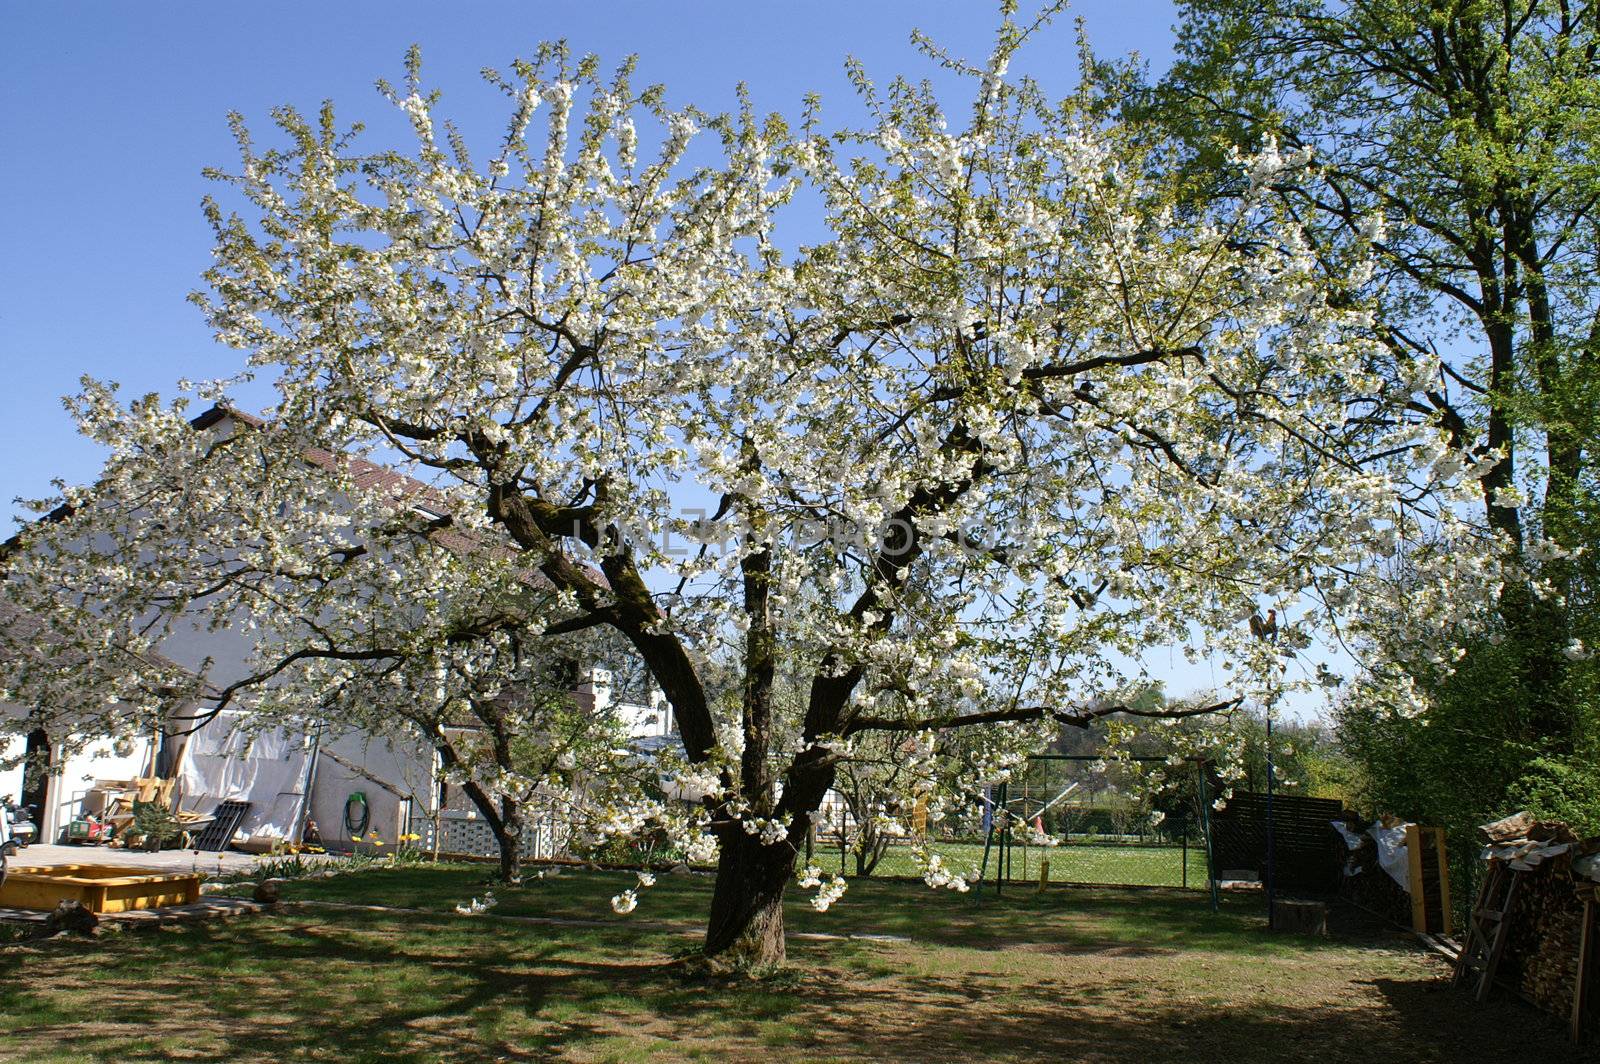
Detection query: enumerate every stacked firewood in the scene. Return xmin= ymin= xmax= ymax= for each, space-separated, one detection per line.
xmin=1474 ymin=813 xmax=1599 ymax=1026
xmin=1502 ymin=858 xmax=1586 ymax=1014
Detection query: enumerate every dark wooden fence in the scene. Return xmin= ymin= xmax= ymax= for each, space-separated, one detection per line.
xmin=1209 ymin=792 xmax=1345 ymax=895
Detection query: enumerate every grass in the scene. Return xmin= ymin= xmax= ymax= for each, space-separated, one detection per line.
xmin=0 ymin=863 xmax=1589 ymax=1063
xmin=857 ymin=839 xmax=1194 ymax=887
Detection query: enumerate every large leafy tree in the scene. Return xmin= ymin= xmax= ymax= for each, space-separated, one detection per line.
xmin=1147 ymin=0 xmax=1600 ymax=772
xmin=1 ymin=8 xmax=1488 ymax=969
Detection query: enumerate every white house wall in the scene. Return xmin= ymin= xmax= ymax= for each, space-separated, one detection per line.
xmin=307 ymin=728 xmax=437 ymax=851
xmin=1 ymin=700 xmax=154 ymax=842
xmin=580 ymin=667 xmax=674 ymax=739
xmin=151 ymin=609 xmax=261 ymax=686
xmin=0 ymin=727 xmax=23 ymax=811
xmin=53 ymin=734 xmax=155 ymax=840
xmin=6 ymin=412 xmax=668 ymax=850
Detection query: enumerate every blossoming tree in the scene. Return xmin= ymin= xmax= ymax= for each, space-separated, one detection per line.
xmin=2 ymin=7 xmax=1494 ymax=969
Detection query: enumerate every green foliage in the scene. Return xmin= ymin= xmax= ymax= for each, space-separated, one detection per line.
xmin=1236 ymin=714 xmax=1352 ymax=802
xmin=1335 ymin=636 xmax=1533 ymax=823
xmin=245 ymin=851 xmax=339 ymax=883
xmin=1105 ymin=706 xmax=1354 ymax=809
xmin=1507 ymin=755 xmax=1600 ymax=836
xmin=570 ymin=827 xmax=686 ymax=868
xmin=129 ymin=801 xmax=183 ymax=845
xmin=1148 ymin=0 xmax=1600 ymax=883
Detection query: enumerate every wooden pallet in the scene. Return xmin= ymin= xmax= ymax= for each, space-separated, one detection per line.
xmin=1405 ymin=825 xmax=1453 ymax=936
xmin=191 ymin=800 xmax=251 ymax=852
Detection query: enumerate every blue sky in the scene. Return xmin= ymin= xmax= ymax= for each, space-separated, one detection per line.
xmin=0 ymin=1 xmax=1177 ymax=525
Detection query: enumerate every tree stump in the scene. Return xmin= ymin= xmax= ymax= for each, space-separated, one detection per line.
xmin=1272 ymin=898 xmax=1328 ymax=937
xmin=45 ymin=900 xmax=99 ymax=935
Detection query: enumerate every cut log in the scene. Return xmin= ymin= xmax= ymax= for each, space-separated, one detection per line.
xmin=1272 ymin=898 xmax=1328 ymax=937
xmin=45 ymin=900 xmax=99 ymax=935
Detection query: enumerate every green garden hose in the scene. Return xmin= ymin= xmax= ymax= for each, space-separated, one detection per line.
xmin=343 ymin=791 xmax=370 ymax=838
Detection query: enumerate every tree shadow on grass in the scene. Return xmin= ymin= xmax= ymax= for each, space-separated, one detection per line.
xmin=776 ymin=966 xmax=1595 ymax=1064
xmin=2 ymin=898 xmax=1588 ymax=1064
xmin=0 ymin=916 xmax=669 ymax=1063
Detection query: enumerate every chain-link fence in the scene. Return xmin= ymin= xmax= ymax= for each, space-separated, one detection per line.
xmin=817 ymin=833 xmax=1202 ymax=888
xmin=400 ymin=754 xmax=1213 ymax=891
xmin=813 ymin=754 xmax=1211 ymax=889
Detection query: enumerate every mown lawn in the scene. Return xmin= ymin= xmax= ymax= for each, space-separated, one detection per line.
xmin=0 ymin=863 xmax=1589 ymax=1063
xmin=861 ymin=839 xmax=1194 ymax=887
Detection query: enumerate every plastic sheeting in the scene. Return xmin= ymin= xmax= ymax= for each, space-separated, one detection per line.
xmin=177 ymin=710 xmax=315 ymax=848
xmin=1370 ymin=821 xmax=1411 ymax=891
xmin=1331 ymin=820 xmax=1365 ymax=851
xmin=1483 ymin=839 xmax=1574 ymax=870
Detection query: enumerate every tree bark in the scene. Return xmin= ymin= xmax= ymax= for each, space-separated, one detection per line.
xmin=855 ymin=821 xmax=887 ymax=877
xmin=495 ymin=795 xmax=523 ymax=883
xmin=434 ymin=738 xmax=525 ymax=883
xmin=453 ymin=777 xmax=524 ymax=883
xmin=703 ymin=828 xmax=799 ymax=971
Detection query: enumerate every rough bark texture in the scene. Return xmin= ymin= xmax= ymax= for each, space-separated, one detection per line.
xmin=703 ymin=829 xmax=797 ymax=971
xmin=495 ymin=796 xmax=523 ymax=883
xmin=481 ymin=416 xmax=993 ymax=967
xmin=438 ymin=739 xmax=524 ymax=883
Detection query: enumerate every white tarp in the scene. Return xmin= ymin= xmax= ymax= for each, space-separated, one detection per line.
xmin=177 ymin=710 xmax=315 ymax=847
xmin=1370 ymin=821 xmax=1411 ymax=892
xmin=1332 ymin=820 xmax=1365 ymax=877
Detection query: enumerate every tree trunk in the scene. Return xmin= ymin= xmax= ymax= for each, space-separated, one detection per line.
xmin=494 ymin=796 xmax=523 ymax=883
xmin=431 ymin=732 xmax=526 ymax=883
xmin=703 ymin=828 xmax=796 ymax=971
xmin=854 ymin=817 xmax=888 ymax=877
xmin=19 ymin=727 xmax=50 ymax=818
xmin=453 ymin=772 xmax=523 ymax=884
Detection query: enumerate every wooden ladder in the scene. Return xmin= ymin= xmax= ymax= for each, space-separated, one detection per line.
xmin=1453 ymin=861 xmax=1519 ymax=1002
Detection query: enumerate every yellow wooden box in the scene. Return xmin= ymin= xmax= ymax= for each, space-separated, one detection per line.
xmin=0 ymin=865 xmax=201 ymax=914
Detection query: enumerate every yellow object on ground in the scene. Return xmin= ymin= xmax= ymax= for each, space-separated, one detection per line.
xmin=0 ymin=865 xmax=201 ymax=913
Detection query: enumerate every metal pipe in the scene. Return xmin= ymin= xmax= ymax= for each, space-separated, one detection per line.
xmin=1266 ymin=706 xmax=1276 ymax=930
xmin=1198 ymin=760 xmax=1219 ymax=913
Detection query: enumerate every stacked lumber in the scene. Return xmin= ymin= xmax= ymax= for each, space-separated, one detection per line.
xmin=81 ymin=776 xmax=209 ymax=848
xmin=1469 ymin=812 xmax=1600 ymax=1037
xmin=1501 ymin=859 xmax=1585 ymax=1014
xmin=87 ymin=776 xmax=177 ymax=824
